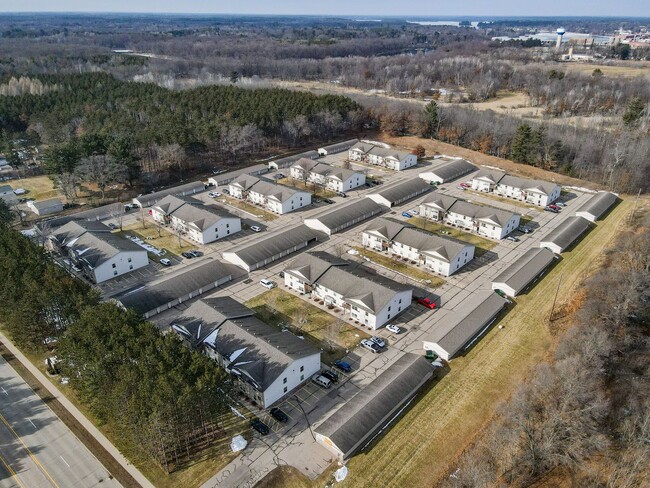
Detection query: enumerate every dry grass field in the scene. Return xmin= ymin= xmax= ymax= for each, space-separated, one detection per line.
xmin=352 ymin=245 xmax=446 ymax=286
xmin=409 ymin=217 xmax=498 ymax=257
xmin=9 ymin=175 xmax=60 ymax=201
xmin=256 ymin=197 xmax=634 ymax=488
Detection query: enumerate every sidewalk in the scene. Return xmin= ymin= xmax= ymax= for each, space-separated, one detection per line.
xmin=0 ymin=332 xmax=155 ymax=488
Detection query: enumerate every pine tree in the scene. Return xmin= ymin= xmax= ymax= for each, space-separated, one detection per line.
xmin=510 ymin=124 xmax=533 ymax=164
xmin=424 ymin=101 xmax=439 ymax=138
xmin=622 ymin=97 xmax=645 ymax=127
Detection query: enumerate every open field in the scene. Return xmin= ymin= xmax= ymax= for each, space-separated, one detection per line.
xmin=352 ymin=245 xmax=445 ymax=286
xmin=121 ymin=222 xmax=189 ymax=257
xmin=246 ymin=289 xmax=368 ymax=353
xmin=562 ymin=61 xmax=650 ymax=78
xmin=259 ymin=197 xmax=635 ymax=488
xmin=409 ymin=217 xmax=498 ymax=257
xmin=8 ymin=175 xmax=60 ymax=201
xmin=223 ymin=196 xmax=279 ymax=221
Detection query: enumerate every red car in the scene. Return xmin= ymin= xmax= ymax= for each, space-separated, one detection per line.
xmin=460 ymin=182 xmax=470 ymax=189
xmin=416 ymin=297 xmax=437 ymax=309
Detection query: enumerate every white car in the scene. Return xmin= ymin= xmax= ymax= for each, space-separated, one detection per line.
xmin=251 ymin=226 xmax=262 ymax=232
xmin=208 ymin=191 xmax=221 ymax=198
xmin=386 ymin=324 xmax=401 ymax=334
xmin=260 ymin=279 xmax=276 ymax=289
xmin=347 ymin=249 xmax=359 ymax=256
xmin=159 ymin=258 xmax=172 ymax=266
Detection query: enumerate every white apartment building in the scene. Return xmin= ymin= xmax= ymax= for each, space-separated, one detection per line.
xmin=348 ymin=143 xmax=417 ymax=170
xmin=290 ymin=160 xmax=365 ymax=192
xmin=471 ymin=169 xmax=561 ymax=207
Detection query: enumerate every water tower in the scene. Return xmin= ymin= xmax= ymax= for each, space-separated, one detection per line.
xmin=555 ymin=28 xmax=565 ymax=50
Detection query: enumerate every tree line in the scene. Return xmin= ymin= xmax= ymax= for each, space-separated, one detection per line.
xmin=0 ymin=204 xmax=233 ymax=472
xmin=446 ymin=210 xmax=650 ymax=487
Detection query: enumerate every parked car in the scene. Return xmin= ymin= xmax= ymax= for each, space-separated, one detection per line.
xmin=544 ymin=206 xmax=559 ymax=213
xmin=346 ymin=249 xmax=359 ymax=256
xmin=409 ymin=209 xmax=419 ymax=215
xmin=386 ymin=324 xmax=401 ymax=334
xmin=337 ymin=192 xmax=347 ymax=198
xmin=370 ymin=336 xmax=386 ymax=348
xmin=223 ymin=188 xmax=230 ymax=194
xmin=260 ymin=279 xmax=276 ymax=289
xmin=320 ymin=370 xmax=339 ymax=383
xmin=334 ymin=359 xmax=352 ymax=373
xmin=311 ymin=374 xmax=332 ymax=389
xmin=279 ymin=271 xmax=285 ymax=278
xmin=401 ymin=212 xmax=413 ymax=218
xmin=251 ymin=225 xmax=262 ymax=232
xmin=269 ymin=407 xmax=289 ymax=423
xmin=548 ymin=204 xmax=561 ymax=211
xmin=323 ymin=199 xmax=335 ymax=204
xmin=189 ymin=250 xmax=203 ymax=257
xmin=555 ymin=201 xmax=567 ymax=207
xmin=457 ymin=185 xmax=467 ymax=191
xmin=208 ymin=191 xmax=221 ymax=198
xmin=276 ymin=173 xmax=285 ymax=179
xmin=506 ymin=236 xmax=519 ymax=242
xmin=181 ymin=252 xmax=195 ymax=259
xmin=460 ymin=182 xmax=471 ymax=189
xmin=107 ymin=223 xmax=118 ymax=230
xmin=159 ymin=258 xmax=172 ymax=266
xmin=43 ymin=336 xmax=58 ymax=347
xmin=416 ymin=297 xmax=437 ymax=309
xmin=360 ymin=339 xmax=381 ymax=353
xmin=250 ymin=419 xmax=270 ymax=436
xmin=518 ymin=225 xmax=532 ymax=234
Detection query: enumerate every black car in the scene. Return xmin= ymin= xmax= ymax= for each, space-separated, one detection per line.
xmin=181 ymin=252 xmax=195 ymax=259
xmin=269 ymin=407 xmax=288 ymax=423
xmin=320 ymin=370 xmax=339 ymax=383
xmin=189 ymin=250 xmax=203 ymax=257
xmin=323 ymin=198 xmax=335 ymax=204
xmin=250 ymin=419 xmax=270 ymax=435
xmin=279 ymin=271 xmax=285 ymax=278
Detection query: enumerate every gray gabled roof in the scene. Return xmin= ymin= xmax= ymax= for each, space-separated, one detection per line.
xmin=249 ymin=180 xmax=307 ymax=203
xmin=473 ymin=169 xmax=506 ymax=184
xmin=367 ymin=146 xmax=412 ymax=161
xmin=492 ymin=248 xmax=555 ymax=295
xmin=498 ymin=174 xmax=559 ymax=195
xmin=174 ymin=297 xmax=319 ymax=391
xmin=423 ymin=157 xmax=477 ymax=182
xmin=315 ymin=353 xmax=434 ymax=458
xmin=420 ymin=192 xmax=458 ymax=213
xmin=540 ymin=216 xmax=591 ymax=253
xmin=319 ymin=139 xmax=359 ymax=154
xmin=575 ymin=192 xmax=618 ymax=221
xmin=447 ymin=200 xmax=518 ymax=227
xmin=283 ymin=251 xmax=349 ymax=284
xmin=224 ymin=224 xmax=321 ymax=267
xmin=154 ymin=195 xmax=237 ymax=230
xmin=134 ymin=181 xmax=206 ymax=207
xmin=424 ymin=290 xmax=508 ymax=358
xmin=309 ymin=163 xmax=360 ymax=182
xmin=50 ymin=220 xmax=112 ymax=244
xmin=27 ymin=198 xmax=62 ymax=210
xmin=66 ymin=231 xmax=145 ymax=269
xmin=230 ymin=174 xmax=261 ymax=191
xmin=363 ymin=217 xmax=409 ymax=241
xmin=367 ymin=178 xmax=431 ymax=206
xmin=306 ymin=199 xmax=384 ymax=232
xmin=209 ymin=164 xmax=269 ymax=185
xmin=315 ymin=263 xmax=411 ymax=315
xmin=350 ymin=142 xmax=375 ymax=154
xmin=116 ymin=258 xmax=236 ymax=314
xmin=391 ymin=227 xmax=470 ymax=263
xmin=291 ymin=158 xmax=320 ymax=172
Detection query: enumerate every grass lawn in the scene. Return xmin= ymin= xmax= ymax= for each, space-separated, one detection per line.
xmin=255 ymin=197 xmax=634 ymax=488
xmin=223 ymin=196 xmax=278 ymax=221
xmin=352 ymin=246 xmax=445 ymax=287
xmin=278 ymin=178 xmax=337 ymax=198
xmin=9 ymin=175 xmax=60 ymax=201
xmin=409 ymin=217 xmax=497 ymax=257
xmin=246 ymin=289 xmax=368 ymax=358
xmin=464 ymin=188 xmax=537 ymax=210
xmin=120 ymin=221 xmax=190 ymax=258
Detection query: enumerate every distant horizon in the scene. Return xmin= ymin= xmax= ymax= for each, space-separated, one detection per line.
xmin=1 ymin=0 xmax=648 ymax=18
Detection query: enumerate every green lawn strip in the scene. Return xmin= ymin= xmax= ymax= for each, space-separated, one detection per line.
xmin=223 ymin=196 xmax=278 ymax=221
xmin=409 ymin=217 xmax=497 ymax=257
xmin=352 ymin=245 xmax=445 ymax=287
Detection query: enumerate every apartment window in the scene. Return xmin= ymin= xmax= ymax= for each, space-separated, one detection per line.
xmin=388 ymin=306 xmax=391 ymax=312
xmin=226 ymin=223 xmax=229 ymax=228
xmin=128 ymin=257 xmax=132 ymax=263
xmin=129 ymin=265 xmax=133 ymax=270
xmin=399 ymin=299 xmax=402 ymax=304
xmin=398 ymin=306 xmax=401 ymax=312
xmin=300 ymin=365 xmax=304 ymax=372
xmin=283 ymin=377 xmax=287 ymax=384
xmin=284 ymin=386 xmax=288 ymax=393
xmin=300 ymin=374 xmax=304 ymax=381
xmin=387 ymin=314 xmax=391 ymax=319
xmin=112 ymin=263 xmax=116 ymax=268
xmin=113 ymin=270 xmax=118 ymax=276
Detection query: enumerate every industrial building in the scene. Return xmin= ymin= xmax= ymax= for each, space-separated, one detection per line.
xmin=491 ymin=248 xmax=556 ymax=297
xmin=575 ymin=191 xmax=618 ymax=222
xmin=304 ymin=199 xmax=384 ymax=235
xmin=207 ymin=164 xmax=268 ymax=186
xmin=539 ymin=216 xmax=592 ymax=254
xmin=27 ymin=198 xmax=64 ymax=216
xmin=318 ymin=139 xmax=359 ymax=156
xmin=422 ymin=290 xmax=508 ymax=361
xmin=418 ymin=157 xmax=477 ymax=184
xmin=366 ymin=178 xmax=431 ymax=208
xmin=315 ymin=353 xmax=435 ymax=460
xmin=222 ymin=224 xmax=321 ymax=272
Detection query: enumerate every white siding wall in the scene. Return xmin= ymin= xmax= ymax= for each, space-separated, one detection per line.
xmin=93 ymin=250 xmax=148 ymax=283
xmin=263 ymin=353 xmax=321 ymax=407
xmin=471 ymin=178 xmax=494 ymax=192
xmin=194 ymin=218 xmax=241 ymax=244
xmin=228 ymin=185 xmax=246 ymax=199
xmin=364 ymin=289 xmax=412 ymax=328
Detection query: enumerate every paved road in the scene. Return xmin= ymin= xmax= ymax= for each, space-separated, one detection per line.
xmin=0 ymin=355 xmax=121 ymax=488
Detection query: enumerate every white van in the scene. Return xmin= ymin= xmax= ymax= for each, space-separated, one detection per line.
xmin=260 ymin=279 xmax=276 ymax=289
xmin=311 ymin=374 xmax=332 ymax=389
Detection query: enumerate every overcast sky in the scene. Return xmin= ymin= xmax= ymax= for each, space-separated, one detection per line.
xmin=2 ymin=1 xmax=648 ymax=17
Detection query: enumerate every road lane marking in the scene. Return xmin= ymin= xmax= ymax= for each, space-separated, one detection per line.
xmin=0 ymin=412 xmax=60 ymax=488
xmin=60 ymin=456 xmax=70 ymax=468
xmin=1 ymin=387 xmax=7 ymax=395
xmin=27 ymin=418 xmax=36 ymax=429
xmin=0 ymin=450 xmax=26 ymax=488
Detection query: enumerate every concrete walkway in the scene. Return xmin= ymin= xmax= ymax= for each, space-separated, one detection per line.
xmin=0 ymin=332 xmax=155 ymax=488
